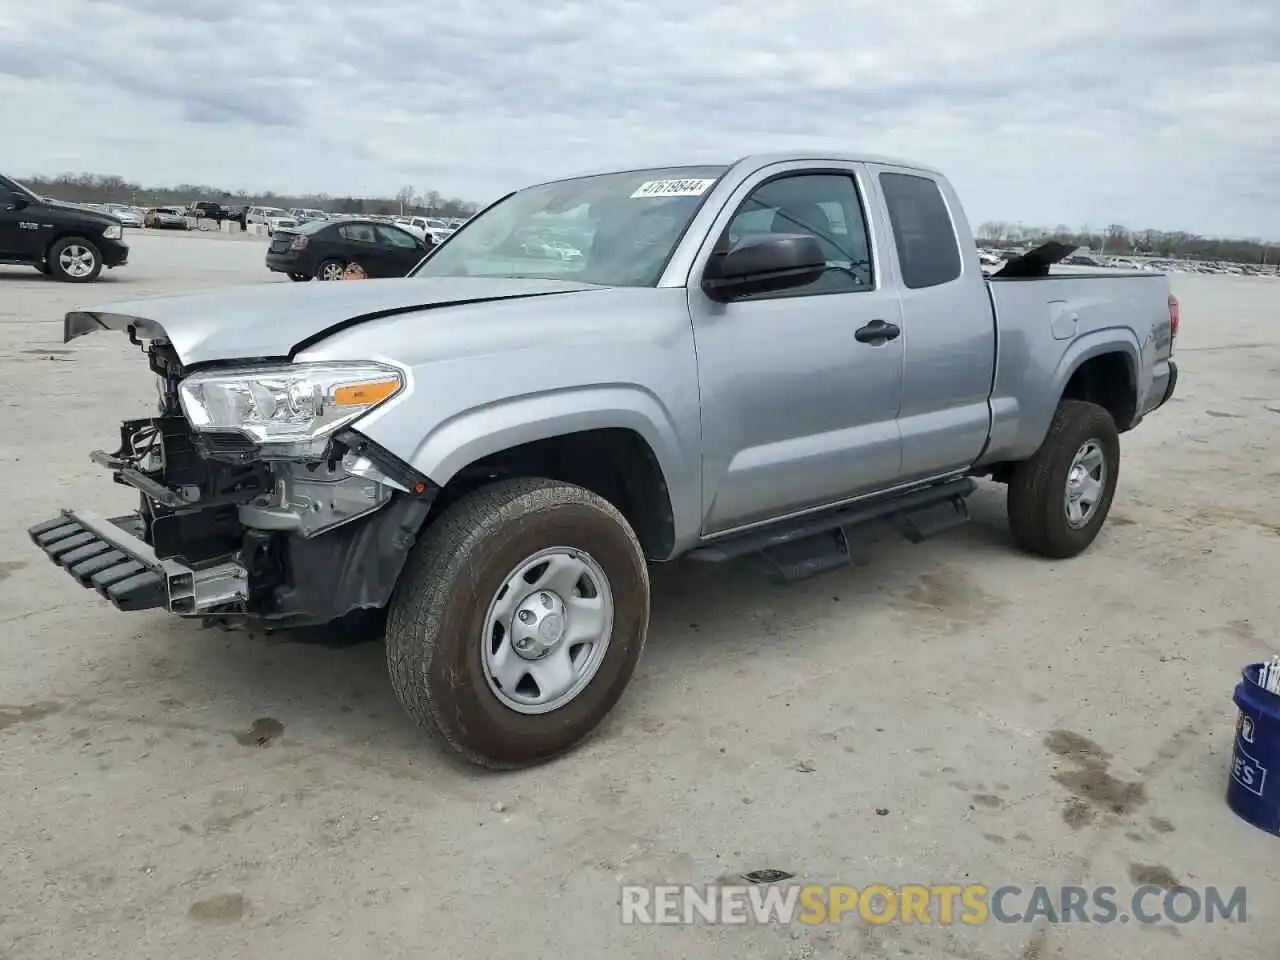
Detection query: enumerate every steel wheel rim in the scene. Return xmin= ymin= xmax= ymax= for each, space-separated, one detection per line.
xmin=59 ymin=245 xmax=95 ymax=278
xmin=1064 ymin=439 xmax=1106 ymax=529
xmin=480 ymin=546 xmax=615 ymax=715
xmin=320 ymin=262 xmax=345 ymax=281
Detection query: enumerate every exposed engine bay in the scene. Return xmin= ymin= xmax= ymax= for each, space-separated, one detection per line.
xmin=31 ymin=339 xmax=436 ymax=626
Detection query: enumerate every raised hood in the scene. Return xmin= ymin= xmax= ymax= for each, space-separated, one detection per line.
xmin=64 ymin=277 xmax=602 ymax=365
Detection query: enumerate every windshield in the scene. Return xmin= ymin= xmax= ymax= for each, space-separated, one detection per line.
xmin=411 ymin=165 xmax=728 ymax=286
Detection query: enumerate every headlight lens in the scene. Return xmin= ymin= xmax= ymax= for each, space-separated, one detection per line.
xmin=178 ymin=362 xmax=404 ymax=458
xmin=102 ymin=224 xmax=123 ymax=240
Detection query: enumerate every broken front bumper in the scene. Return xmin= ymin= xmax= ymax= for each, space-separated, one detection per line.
xmin=28 ymin=510 xmax=246 ymax=614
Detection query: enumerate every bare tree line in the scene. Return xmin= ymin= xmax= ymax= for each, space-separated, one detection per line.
xmin=19 ymin=172 xmax=482 ymax=219
xmin=977 ymin=221 xmax=1276 ymax=266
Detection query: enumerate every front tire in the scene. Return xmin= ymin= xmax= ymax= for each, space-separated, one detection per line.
xmin=48 ymin=237 xmax=103 ymax=282
xmin=1006 ymin=399 xmax=1120 ymax=559
xmin=386 ymin=478 xmax=650 ymax=769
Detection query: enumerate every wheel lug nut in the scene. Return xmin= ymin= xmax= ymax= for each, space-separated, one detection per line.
xmin=517 ymin=610 xmax=534 ymax=623
xmin=539 ymin=593 xmax=552 ymax=608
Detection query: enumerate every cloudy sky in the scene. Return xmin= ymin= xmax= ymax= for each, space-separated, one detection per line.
xmin=2 ymin=0 xmax=1277 ymax=237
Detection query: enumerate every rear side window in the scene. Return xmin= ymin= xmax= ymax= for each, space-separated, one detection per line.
xmin=879 ymin=173 xmax=962 ymax=289
xmin=340 ymin=223 xmax=377 ymax=244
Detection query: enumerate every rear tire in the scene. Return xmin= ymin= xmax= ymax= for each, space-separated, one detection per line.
xmin=386 ymin=478 xmax=650 ymax=769
xmin=1006 ymin=400 xmax=1120 ymax=559
xmin=315 ymin=258 xmax=346 ymax=281
xmin=48 ymin=237 xmax=103 ymax=283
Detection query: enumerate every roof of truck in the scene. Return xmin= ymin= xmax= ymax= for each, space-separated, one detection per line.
xmin=528 ymin=151 xmax=944 ymax=188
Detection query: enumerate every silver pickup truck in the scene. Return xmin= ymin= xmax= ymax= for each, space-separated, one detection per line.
xmin=29 ymin=152 xmax=1179 ymax=768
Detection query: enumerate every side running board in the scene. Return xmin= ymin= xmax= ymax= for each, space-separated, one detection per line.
xmin=686 ymin=478 xmax=976 ymax=582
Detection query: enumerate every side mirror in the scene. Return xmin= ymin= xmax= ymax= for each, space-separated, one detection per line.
xmin=702 ymin=233 xmax=826 ymax=301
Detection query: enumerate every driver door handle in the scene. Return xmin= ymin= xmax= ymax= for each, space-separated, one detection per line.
xmin=855 ymin=319 xmax=901 ymax=344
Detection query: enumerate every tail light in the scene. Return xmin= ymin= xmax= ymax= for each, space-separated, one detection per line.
xmin=290 ymin=235 xmax=308 ymax=250
xmin=1168 ymin=294 xmax=1180 ymax=345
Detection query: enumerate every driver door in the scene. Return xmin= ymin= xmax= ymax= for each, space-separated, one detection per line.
xmin=0 ymin=186 xmax=39 ymax=259
xmin=374 ymin=224 xmax=427 ymax=276
xmin=686 ymin=165 xmax=906 ymax=534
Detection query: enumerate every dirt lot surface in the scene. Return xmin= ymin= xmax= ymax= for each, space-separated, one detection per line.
xmin=2 ymin=233 xmax=1278 ymax=959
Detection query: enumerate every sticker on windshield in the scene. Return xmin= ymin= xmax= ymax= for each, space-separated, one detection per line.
xmin=630 ymin=178 xmax=716 ymax=199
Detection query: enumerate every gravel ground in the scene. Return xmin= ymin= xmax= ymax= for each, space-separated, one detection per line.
xmin=1 ymin=233 xmax=1278 ymax=960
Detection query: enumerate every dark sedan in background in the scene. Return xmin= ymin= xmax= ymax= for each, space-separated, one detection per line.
xmin=265 ymin=218 xmax=433 ymax=281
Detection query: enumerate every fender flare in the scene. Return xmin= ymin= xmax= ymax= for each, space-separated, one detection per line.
xmin=411 ymin=384 xmax=689 ymax=494
xmin=1050 ymin=327 xmax=1142 ymax=406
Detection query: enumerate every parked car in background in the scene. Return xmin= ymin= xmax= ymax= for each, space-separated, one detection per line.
xmin=104 ymin=203 xmax=145 ymax=228
xmin=144 ymin=207 xmax=189 ymax=230
xmin=289 ymin=208 xmax=328 ymax=223
xmin=399 ymin=216 xmax=457 ymax=244
xmin=187 ymin=201 xmax=229 ymax=222
xmin=264 ymin=217 xmax=432 ymax=281
xmin=0 ymin=172 xmax=129 ymax=281
xmin=246 ymin=206 xmax=298 ymax=235
xmin=423 ymin=217 xmax=456 ymax=242
xmin=398 ymin=216 xmax=430 ymax=241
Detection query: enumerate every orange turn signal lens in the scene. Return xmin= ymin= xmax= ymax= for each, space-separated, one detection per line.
xmin=333 ymin=378 xmax=400 ymax=406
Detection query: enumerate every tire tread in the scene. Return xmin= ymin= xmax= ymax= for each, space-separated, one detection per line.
xmin=1006 ymin=399 xmax=1119 ymax=559
xmin=385 ymin=477 xmax=647 ymax=769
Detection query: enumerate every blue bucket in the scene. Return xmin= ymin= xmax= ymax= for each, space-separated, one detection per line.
xmin=1227 ymin=664 xmax=1280 ymax=837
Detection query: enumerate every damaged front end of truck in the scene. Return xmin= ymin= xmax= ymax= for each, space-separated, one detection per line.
xmin=28 ymin=318 xmax=437 ymax=627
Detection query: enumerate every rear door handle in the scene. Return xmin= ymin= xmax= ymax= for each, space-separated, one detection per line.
xmin=855 ymin=319 xmax=901 ymax=344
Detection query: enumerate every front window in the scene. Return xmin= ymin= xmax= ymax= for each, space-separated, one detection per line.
xmin=411 ymin=165 xmax=728 ymax=287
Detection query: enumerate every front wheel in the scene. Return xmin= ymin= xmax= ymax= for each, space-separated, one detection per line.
xmin=386 ymin=478 xmax=650 ymax=769
xmin=48 ymin=237 xmax=103 ymax=282
xmin=1006 ymin=399 xmax=1120 ymax=559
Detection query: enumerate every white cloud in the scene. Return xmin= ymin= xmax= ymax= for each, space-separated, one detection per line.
xmin=1 ymin=0 xmax=1278 ymax=236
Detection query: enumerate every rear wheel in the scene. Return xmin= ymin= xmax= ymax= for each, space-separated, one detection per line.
xmin=315 ymin=258 xmax=346 ymax=281
xmin=386 ymin=478 xmax=650 ymax=769
xmin=1006 ymin=400 xmax=1120 ymax=559
xmin=48 ymin=237 xmax=103 ymax=283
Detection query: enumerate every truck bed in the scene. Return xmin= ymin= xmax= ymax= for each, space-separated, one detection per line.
xmin=981 ymin=270 xmax=1175 ymax=466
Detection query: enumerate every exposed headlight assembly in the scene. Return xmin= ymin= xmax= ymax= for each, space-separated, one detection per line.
xmin=178 ymin=362 xmax=404 ymax=459
xmin=102 ymin=224 xmax=124 ymax=240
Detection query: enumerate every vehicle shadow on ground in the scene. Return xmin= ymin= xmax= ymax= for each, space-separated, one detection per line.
xmin=106 ymin=483 xmax=1022 ymax=777
xmin=0 ymin=271 xmax=129 ymax=284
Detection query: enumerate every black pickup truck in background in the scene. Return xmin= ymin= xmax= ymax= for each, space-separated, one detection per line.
xmin=0 ymin=173 xmax=130 ymax=282
xmin=187 ymin=201 xmax=230 ymax=222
